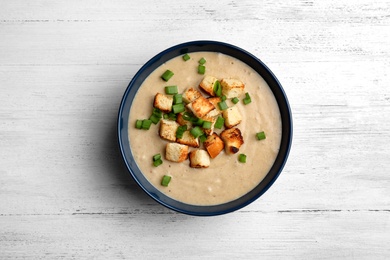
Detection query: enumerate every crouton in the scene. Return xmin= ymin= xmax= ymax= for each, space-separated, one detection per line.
xmin=182 ymin=87 xmax=202 ymax=103
xmin=222 ymin=106 xmax=242 ymax=128
xmin=176 ymin=113 xmax=191 ymax=127
xmin=207 ymin=97 xmax=222 ymax=113
xmin=154 ymin=93 xmax=173 ymax=113
xmin=165 ymin=143 xmax=189 ymax=162
xmin=206 ymin=109 xmax=220 ymax=118
xmin=203 ymin=133 xmax=224 ymax=158
xmin=221 ymin=78 xmax=245 ymax=98
xmin=177 ymin=130 xmax=199 ymax=148
xmin=187 ymin=96 xmax=215 ymax=118
xmin=220 ymin=128 xmax=244 ymax=154
xmin=159 ymin=119 xmax=179 ymax=142
xmin=189 ymin=149 xmax=210 ymax=168
xmin=199 ymin=75 xmax=218 ymax=96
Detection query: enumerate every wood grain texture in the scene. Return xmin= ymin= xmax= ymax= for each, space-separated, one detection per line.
xmin=1 ymin=0 xmax=389 ymax=259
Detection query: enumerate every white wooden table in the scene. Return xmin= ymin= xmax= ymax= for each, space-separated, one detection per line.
xmin=1 ymin=0 xmax=389 ymax=258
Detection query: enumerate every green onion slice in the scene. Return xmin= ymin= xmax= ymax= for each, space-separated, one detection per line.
xmin=213 ymin=80 xmax=222 ymax=97
xmin=243 ymin=92 xmax=252 ymax=105
xmin=214 ymin=116 xmax=224 ymax=129
xmin=161 ymin=70 xmax=174 ymax=82
xmin=165 ymin=85 xmax=178 ymax=95
xmin=135 ymin=120 xmax=143 ymax=129
xmin=149 ymin=114 xmax=161 ymax=124
xmin=198 ymin=65 xmax=205 ymax=75
xmin=172 ymin=103 xmax=185 ymax=114
xmin=232 ymin=97 xmax=239 ymax=104
xmin=192 ymin=117 xmax=204 ymax=126
xmin=153 ymin=159 xmax=163 ymax=167
xmin=199 ymin=135 xmax=207 ymax=143
xmin=256 ymin=131 xmax=266 ymax=140
xmin=199 ymin=57 xmax=206 ymax=65
xmin=202 ymin=121 xmax=212 ymax=129
xmin=190 ymin=126 xmax=204 ymax=138
xmin=218 ymin=101 xmax=228 ymax=110
xmin=173 ymin=94 xmax=182 ymax=104
xmin=141 ymin=119 xmax=152 ymax=130
xmin=183 ymin=54 xmax=190 ymax=61
xmin=182 ymin=112 xmax=193 ymax=121
xmin=161 ymin=175 xmax=171 ymax=186
xmin=238 ymin=154 xmax=247 ymax=163
xmin=153 ymin=154 xmax=162 ymax=161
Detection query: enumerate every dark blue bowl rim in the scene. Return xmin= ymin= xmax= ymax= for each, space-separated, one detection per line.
xmin=118 ymin=40 xmax=293 ymax=216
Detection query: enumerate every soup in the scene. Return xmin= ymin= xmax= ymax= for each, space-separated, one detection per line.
xmin=128 ymin=52 xmax=282 ymax=205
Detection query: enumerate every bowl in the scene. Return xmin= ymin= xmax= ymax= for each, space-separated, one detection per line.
xmin=118 ymin=40 xmax=292 ymax=216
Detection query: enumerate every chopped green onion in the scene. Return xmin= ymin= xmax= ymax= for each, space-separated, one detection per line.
xmin=163 ymin=114 xmax=169 ymax=119
xmin=141 ymin=119 xmax=152 ymax=130
xmin=167 ymin=112 xmax=177 ymax=120
xmin=218 ymin=101 xmax=228 ymax=110
xmin=173 ymin=94 xmax=182 ymax=104
xmin=153 ymin=153 xmax=162 ymax=161
xmin=192 ymin=117 xmax=204 ymax=126
xmin=152 ymin=108 xmax=162 ymax=118
xmin=183 ymin=54 xmax=191 ymax=61
xmin=161 ymin=70 xmax=174 ymax=82
xmin=149 ymin=108 xmax=163 ymax=124
xmin=231 ymin=97 xmax=239 ymax=104
xmin=238 ymin=154 xmax=247 ymax=163
xmin=149 ymin=114 xmax=161 ymax=124
xmin=214 ymin=116 xmax=224 ymax=129
xmin=165 ymin=85 xmax=178 ymax=95
xmin=243 ymin=92 xmax=251 ymax=105
xmin=198 ymin=65 xmax=205 ymax=74
xmin=153 ymin=159 xmax=163 ymax=167
xmin=190 ymin=126 xmax=204 ymax=138
xmin=172 ymin=103 xmax=185 ymax=114
xmin=199 ymin=57 xmax=206 ymax=65
xmin=135 ymin=120 xmax=143 ymax=129
xmin=221 ymin=95 xmax=227 ymax=102
xmin=176 ymin=125 xmax=187 ymax=139
xmin=182 ymin=112 xmax=193 ymax=121
xmin=161 ymin=175 xmax=171 ymax=186
xmin=199 ymin=135 xmax=207 ymax=143
xmin=256 ymin=131 xmax=266 ymax=140
xmin=213 ymin=80 xmax=222 ymax=97
xmin=202 ymin=121 xmax=212 ymax=129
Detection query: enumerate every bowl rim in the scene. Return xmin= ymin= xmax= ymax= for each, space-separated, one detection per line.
xmin=118 ymin=40 xmax=293 ymax=216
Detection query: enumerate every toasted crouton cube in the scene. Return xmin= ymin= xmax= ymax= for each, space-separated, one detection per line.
xmin=189 ymin=149 xmax=210 ymax=168
xmin=206 ymin=109 xmax=220 ymax=118
xmin=166 ymin=143 xmax=188 ymax=162
xmin=199 ymin=75 xmax=218 ymax=96
xmin=187 ymin=96 xmax=215 ymax=118
xmin=220 ymin=128 xmax=244 ymax=154
xmin=154 ymin=93 xmax=173 ymax=113
xmin=221 ymin=78 xmax=245 ymax=98
xmin=203 ymin=133 xmax=224 ymax=158
xmin=177 ymin=130 xmax=199 ymax=148
xmin=207 ymin=97 xmax=222 ymax=112
xmin=159 ymin=119 xmax=179 ymax=142
xmin=176 ymin=113 xmax=191 ymax=127
xmin=222 ymin=106 xmax=242 ymax=128
xmin=182 ymin=87 xmax=202 ymax=103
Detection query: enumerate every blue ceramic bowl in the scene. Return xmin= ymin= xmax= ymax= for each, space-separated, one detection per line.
xmin=118 ymin=41 xmax=292 ymax=216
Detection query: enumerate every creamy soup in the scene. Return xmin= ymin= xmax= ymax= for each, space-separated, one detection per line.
xmin=128 ymin=52 xmax=282 ymax=206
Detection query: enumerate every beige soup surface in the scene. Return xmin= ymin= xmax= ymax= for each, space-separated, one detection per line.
xmin=128 ymin=51 xmax=282 ymax=206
